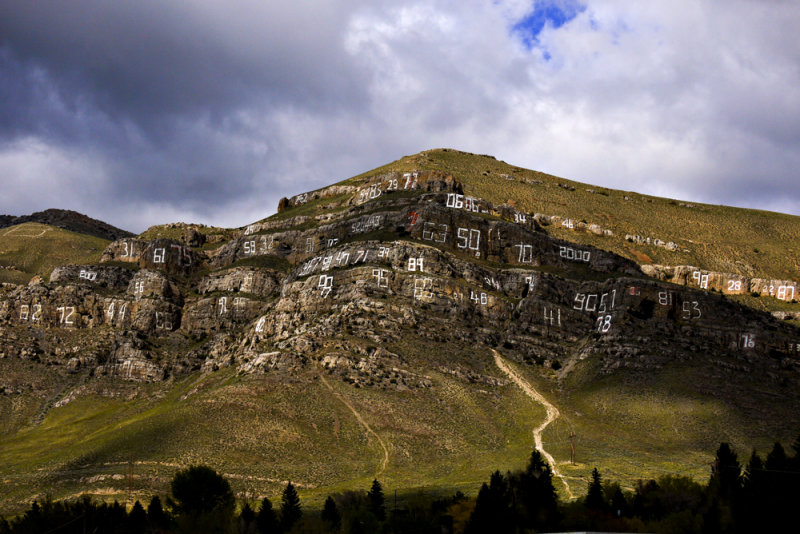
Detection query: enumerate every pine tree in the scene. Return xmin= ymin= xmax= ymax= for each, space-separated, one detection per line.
xmin=367 ymin=479 xmax=386 ymax=521
xmin=255 ymin=497 xmax=279 ymax=534
xmin=239 ymin=502 xmax=256 ymax=534
xmin=280 ymin=482 xmax=302 ymax=532
xmin=170 ymin=465 xmax=235 ymax=516
xmin=764 ymin=442 xmax=792 ymax=531
xmin=741 ymin=450 xmax=765 ymax=532
xmin=585 ymin=468 xmax=606 ymax=511
xmin=514 ymin=449 xmax=559 ymax=530
xmin=791 ymin=433 xmax=800 ymax=471
xmin=710 ymin=442 xmax=741 ymax=505
xmin=707 ymin=442 xmax=742 ymax=533
xmin=465 ymin=471 xmax=513 ymax=534
xmin=321 ymin=496 xmax=341 ymax=530
xmin=128 ymin=500 xmax=147 ymax=532
xmin=147 ymin=495 xmax=169 ymax=531
xmin=610 ymin=487 xmax=629 ymax=518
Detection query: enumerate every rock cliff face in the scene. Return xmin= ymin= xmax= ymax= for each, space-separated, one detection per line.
xmin=1 ymin=169 xmax=799 ymax=394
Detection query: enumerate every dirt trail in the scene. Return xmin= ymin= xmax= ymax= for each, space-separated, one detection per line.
xmin=319 ymin=373 xmax=389 ymax=478
xmin=492 ymin=350 xmax=574 ymax=499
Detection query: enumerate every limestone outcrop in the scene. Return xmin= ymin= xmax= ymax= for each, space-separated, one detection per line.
xmin=1 ymin=170 xmax=799 ymax=394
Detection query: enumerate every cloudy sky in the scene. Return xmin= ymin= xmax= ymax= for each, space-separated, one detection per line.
xmin=1 ymin=1 xmax=799 ymax=233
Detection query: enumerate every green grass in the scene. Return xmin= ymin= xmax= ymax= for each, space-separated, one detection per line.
xmin=0 ymin=353 xmax=550 ymax=515
xmin=221 ymin=255 xmax=292 ymax=273
xmin=137 ymin=224 xmax=235 ymax=244
xmin=0 ymin=222 xmax=109 ymax=283
xmin=520 ymin=356 xmax=799 ymax=492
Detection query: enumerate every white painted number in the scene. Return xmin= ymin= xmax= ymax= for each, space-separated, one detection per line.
xmin=574 ymin=291 xmax=616 ymax=313
xmin=318 ymin=275 xmax=333 ymax=298
xmin=336 ymin=251 xmax=350 ymax=266
xmin=727 ymin=280 xmax=742 ymax=292
xmin=596 ymin=314 xmax=612 ymax=334
xmin=408 ymin=257 xmax=424 ymax=272
xmin=57 ymin=306 xmax=75 ymax=326
xmin=559 ymin=246 xmax=590 ymax=262
xmin=413 ymin=278 xmax=433 ymax=301
xmin=778 ymin=285 xmax=796 ymax=301
xmin=692 ymin=271 xmax=709 ymax=290
xmin=682 ymin=301 xmax=701 ymax=320
xmin=544 ymin=307 xmax=561 ymax=326
xmin=373 ymin=269 xmax=389 ymax=288
xmin=598 ymin=290 xmax=617 ymax=314
xmin=79 ymin=270 xmax=97 ymax=281
xmin=457 ymin=228 xmax=480 ymax=252
xmin=447 ymin=193 xmax=463 ymax=209
xmin=422 ymin=222 xmax=448 ymax=243
xmin=515 ymin=244 xmax=533 ymax=263
xmin=354 ymin=249 xmax=368 ymax=263
xmin=446 ymin=193 xmax=479 ymax=212
xmin=470 ymin=290 xmax=488 ymax=305
xmin=525 ymin=275 xmax=536 ymax=293
xmin=155 ymin=312 xmax=172 ymax=330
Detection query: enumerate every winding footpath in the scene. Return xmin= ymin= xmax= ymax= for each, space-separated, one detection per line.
xmin=319 ymin=373 xmax=390 ymax=478
xmin=492 ymin=350 xmax=574 ymax=499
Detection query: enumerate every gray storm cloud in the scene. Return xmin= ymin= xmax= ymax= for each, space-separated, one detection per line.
xmin=1 ymin=0 xmax=799 ymax=232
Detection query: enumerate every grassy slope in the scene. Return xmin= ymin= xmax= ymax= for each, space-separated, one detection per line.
xmin=0 ymin=345 xmax=547 ymax=515
xmin=0 ymin=222 xmax=109 ymax=284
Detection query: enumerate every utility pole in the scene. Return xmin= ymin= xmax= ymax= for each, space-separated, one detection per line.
xmin=569 ymin=432 xmax=576 ymax=464
xmin=128 ymin=457 xmax=134 ymax=507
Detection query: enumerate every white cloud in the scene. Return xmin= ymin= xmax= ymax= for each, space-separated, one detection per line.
xmin=1 ymin=0 xmax=799 ymax=232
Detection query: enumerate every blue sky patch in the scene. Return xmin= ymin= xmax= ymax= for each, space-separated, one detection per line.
xmin=512 ymin=1 xmax=586 ymax=49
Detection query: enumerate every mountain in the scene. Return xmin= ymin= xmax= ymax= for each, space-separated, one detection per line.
xmin=1 ymin=149 xmax=799 ymax=515
xmin=0 ymin=209 xmax=134 ymax=242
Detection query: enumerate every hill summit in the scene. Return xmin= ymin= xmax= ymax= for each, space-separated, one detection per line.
xmin=0 ymin=208 xmax=133 ymax=242
xmin=1 ymin=149 xmax=799 ymax=514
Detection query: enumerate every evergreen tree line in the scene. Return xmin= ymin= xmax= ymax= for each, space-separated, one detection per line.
xmin=2 ymin=437 xmax=799 ymax=533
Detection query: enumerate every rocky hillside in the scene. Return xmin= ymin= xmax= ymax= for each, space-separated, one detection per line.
xmin=1 ymin=150 xmax=799 ymax=514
